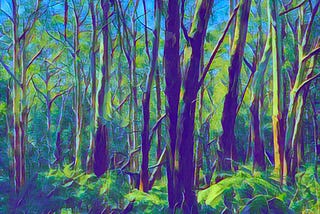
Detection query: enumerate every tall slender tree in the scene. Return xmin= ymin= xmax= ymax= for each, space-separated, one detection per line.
xmin=218 ymin=0 xmax=252 ymax=171
xmin=164 ymin=0 xmax=181 ymax=209
xmin=249 ymin=0 xmax=272 ymax=171
xmin=284 ymin=1 xmax=320 ymax=180
xmin=0 ymin=0 xmax=43 ymax=192
xmin=93 ymin=0 xmax=111 ymax=177
xmin=140 ymin=0 xmax=161 ymax=192
xmin=86 ymin=0 xmax=98 ymax=173
xmin=270 ymin=0 xmax=286 ymax=184
xmin=177 ymin=0 xmax=214 ymax=212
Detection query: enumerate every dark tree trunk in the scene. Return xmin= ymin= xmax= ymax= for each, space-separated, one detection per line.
xmin=94 ymin=121 xmax=109 ymax=177
xmin=164 ymin=0 xmax=181 ymax=209
xmin=218 ymin=0 xmax=252 ymax=171
xmin=155 ymin=66 xmax=162 ymax=180
xmin=250 ymin=99 xmax=266 ymax=170
xmin=140 ymin=0 xmax=161 ymax=192
xmin=177 ymin=0 xmax=214 ymax=212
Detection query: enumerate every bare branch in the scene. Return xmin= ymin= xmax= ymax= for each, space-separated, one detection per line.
xmin=296 ymin=72 xmax=320 ymax=96
xmin=115 ymin=93 xmax=131 ymax=111
xmin=181 ymin=0 xmax=191 ymax=44
xmin=148 ymin=114 xmax=167 ymax=142
xmin=243 ymin=57 xmax=255 ymax=73
xmin=25 ymin=47 xmax=43 ymax=72
xmin=198 ymin=3 xmax=240 ymax=89
xmin=279 ymin=0 xmax=307 ymax=16
xmin=49 ymin=86 xmax=74 ymax=107
xmin=0 ymin=8 xmax=13 ymax=22
xmin=236 ymin=71 xmax=254 ymax=115
xmin=0 ymin=56 xmax=21 ymax=87
xmin=302 ymin=46 xmax=320 ymax=63
xmin=31 ymin=78 xmax=46 ymax=99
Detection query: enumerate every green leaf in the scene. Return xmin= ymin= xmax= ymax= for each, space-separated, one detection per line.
xmin=240 ymin=195 xmax=268 ymax=214
xmin=63 ymin=163 xmax=75 ymax=178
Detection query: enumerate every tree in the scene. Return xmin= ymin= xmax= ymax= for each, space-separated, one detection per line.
xmin=270 ymin=0 xmax=286 ymax=184
xmin=177 ymin=0 xmax=214 ymax=211
xmin=284 ymin=0 xmax=320 ymax=180
xmin=93 ymin=0 xmax=111 ymax=177
xmin=140 ymin=0 xmax=161 ymax=192
xmin=0 ymin=0 xmax=43 ymax=192
xmin=86 ymin=0 xmax=98 ymax=173
xmin=218 ymin=0 xmax=252 ymax=171
xmin=164 ymin=0 xmax=181 ymax=209
xmin=249 ymin=0 xmax=272 ymax=171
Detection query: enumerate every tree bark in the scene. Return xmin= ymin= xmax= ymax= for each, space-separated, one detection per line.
xmin=177 ymin=0 xmax=214 ymax=212
xmin=250 ymin=27 xmax=272 ymax=171
xmin=94 ymin=0 xmax=110 ymax=177
xmin=269 ymin=0 xmax=287 ymax=184
xmin=72 ymin=5 xmax=83 ymax=170
xmin=86 ymin=0 xmax=98 ymax=173
xmin=140 ymin=0 xmax=161 ymax=192
xmin=284 ymin=1 xmax=320 ymax=181
xmin=164 ymin=0 xmax=181 ymax=209
xmin=12 ymin=0 xmax=25 ymax=192
xmin=218 ymin=0 xmax=252 ymax=171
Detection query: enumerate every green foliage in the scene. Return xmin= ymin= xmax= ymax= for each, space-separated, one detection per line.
xmin=125 ymin=180 xmax=168 ymax=213
xmin=290 ymin=166 xmax=320 ymax=213
xmin=0 ymin=165 xmax=132 ymax=213
xmin=198 ymin=167 xmax=320 ymax=213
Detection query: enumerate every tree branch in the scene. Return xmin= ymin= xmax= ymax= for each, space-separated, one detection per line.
xmin=302 ymin=46 xmax=320 ymax=63
xmin=279 ymin=0 xmax=306 ymax=16
xmin=181 ymin=0 xmax=191 ymax=44
xmin=31 ymin=78 xmax=46 ymax=99
xmin=198 ymin=3 xmax=240 ymax=89
xmin=236 ymin=71 xmax=254 ymax=115
xmin=25 ymin=47 xmax=43 ymax=72
xmin=149 ymin=114 xmax=167 ymax=142
xmin=49 ymin=86 xmax=74 ymax=107
xmin=0 ymin=56 xmax=21 ymax=87
xmin=243 ymin=57 xmax=255 ymax=73
xmin=296 ymin=72 xmax=320 ymax=96
xmin=0 ymin=8 xmax=13 ymax=22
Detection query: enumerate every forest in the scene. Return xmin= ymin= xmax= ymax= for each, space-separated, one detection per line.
xmin=0 ymin=0 xmax=319 ymax=213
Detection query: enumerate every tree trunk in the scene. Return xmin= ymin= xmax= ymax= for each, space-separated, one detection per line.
xmin=194 ymin=87 xmax=205 ymax=188
xmin=164 ymin=0 xmax=181 ymax=209
xmin=269 ymin=0 xmax=286 ymax=184
xmin=73 ymin=10 xmax=83 ymax=170
xmin=250 ymin=25 xmax=272 ymax=171
xmin=86 ymin=0 xmax=98 ymax=173
xmin=286 ymin=56 xmax=317 ymax=180
xmin=285 ymin=1 xmax=320 ymax=181
xmin=218 ymin=0 xmax=252 ymax=171
xmin=140 ymin=0 xmax=161 ymax=192
xmin=6 ymin=82 xmax=14 ymax=186
xmin=130 ymin=0 xmax=140 ymax=172
xmin=155 ymin=66 xmax=162 ymax=180
xmin=12 ymin=0 xmax=25 ymax=192
xmin=94 ymin=0 xmax=110 ymax=177
xmin=177 ymin=0 xmax=214 ymax=212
